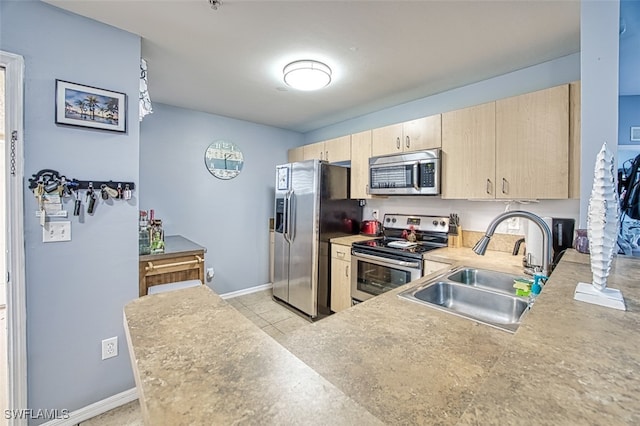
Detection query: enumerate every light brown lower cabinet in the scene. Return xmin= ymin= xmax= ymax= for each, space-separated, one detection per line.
xmin=330 ymin=244 xmax=352 ymax=313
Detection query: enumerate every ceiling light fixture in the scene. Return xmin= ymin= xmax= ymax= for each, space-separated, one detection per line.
xmin=283 ymin=60 xmax=332 ymax=91
xmin=208 ymin=0 xmax=222 ymax=10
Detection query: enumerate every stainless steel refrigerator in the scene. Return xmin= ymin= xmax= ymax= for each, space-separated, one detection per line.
xmin=273 ymin=160 xmax=362 ymax=318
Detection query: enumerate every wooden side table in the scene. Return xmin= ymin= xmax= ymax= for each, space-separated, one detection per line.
xmin=139 ymin=235 xmax=206 ymax=297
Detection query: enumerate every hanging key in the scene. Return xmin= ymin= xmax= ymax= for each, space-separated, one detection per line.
xmin=123 ymin=184 xmax=132 ymax=200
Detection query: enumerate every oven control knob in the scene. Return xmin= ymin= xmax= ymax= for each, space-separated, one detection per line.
xmin=440 ymin=220 xmax=446 ymax=227
xmin=386 ymin=218 xmax=391 ymax=223
xmin=432 ymin=220 xmax=438 ymax=226
xmin=391 ymin=218 xmax=396 ymax=223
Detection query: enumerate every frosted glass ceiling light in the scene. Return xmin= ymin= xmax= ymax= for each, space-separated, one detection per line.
xmin=283 ymin=60 xmax=332 ymax=91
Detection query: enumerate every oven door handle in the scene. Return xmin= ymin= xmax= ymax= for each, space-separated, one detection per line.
xmin=353 ymin=251 xmax=421 ymax=269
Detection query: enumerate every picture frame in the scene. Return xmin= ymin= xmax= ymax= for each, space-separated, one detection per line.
xmin=55 ymin=80 xmax=127 ymax=133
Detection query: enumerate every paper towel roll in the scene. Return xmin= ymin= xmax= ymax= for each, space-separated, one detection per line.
xmin=525 ymin=216 xmax=552 ymax=267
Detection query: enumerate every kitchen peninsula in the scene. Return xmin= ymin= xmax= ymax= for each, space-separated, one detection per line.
xmin=124 ymin=249 xmax=640 ymax=425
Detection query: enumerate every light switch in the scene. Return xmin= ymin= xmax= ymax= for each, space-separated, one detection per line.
xmin=43 ymin=221 xmax=71 ymax=243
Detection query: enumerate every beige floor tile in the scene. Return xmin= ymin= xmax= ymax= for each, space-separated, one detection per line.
xmin=272 ymin=315 xmax=310 ymax=334
xmin=244 ymin=313 xmax=269 ymax=328
xmin=225 ymin=297 xmax=244 ymax=308
xmin=261 ymin=325 xmax=285 ymax=341
xmin=233 ymin=305 xmax=254 ymax=318
xmin=235 ymin=290 xmax=272 ymax=307
xmin=247 ymin=299 xmax=279 ymax=315
xmin=258 ymin=307 xmax=294 ymax=324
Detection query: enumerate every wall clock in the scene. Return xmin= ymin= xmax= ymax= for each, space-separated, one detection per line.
xmin=205 ymin=140 xmax=244 ymax=180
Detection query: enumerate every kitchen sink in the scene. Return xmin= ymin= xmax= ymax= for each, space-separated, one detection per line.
xmin=446 ymin=267 xmax=521 ymax=296
xmin=398 ymin=267 xmax=530 ymax=333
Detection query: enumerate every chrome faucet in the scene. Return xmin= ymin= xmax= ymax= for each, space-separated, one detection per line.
xmin=473 ymin=210 xmax=553 ymax=277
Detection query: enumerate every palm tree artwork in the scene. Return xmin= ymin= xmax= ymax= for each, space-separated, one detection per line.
xmin=64 ymin=88 xmax=119 ymax=125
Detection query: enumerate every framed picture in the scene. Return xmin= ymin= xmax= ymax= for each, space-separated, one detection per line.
xmin=55 ymin=80 xmax=127 ymax=133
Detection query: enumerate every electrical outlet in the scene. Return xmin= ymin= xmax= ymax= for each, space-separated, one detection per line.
xmin=101 ymin=337 xmax=118 ymax=360
xmin=372 ymin=209 xmax=379 ymax=219
xmin=42 ymin=221 xmax=71 ymax=243
xmin=507 ymin=217 xmax=520 ymax=231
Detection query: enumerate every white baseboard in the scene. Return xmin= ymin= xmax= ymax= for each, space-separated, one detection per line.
xmin=219 ymin=282 xmax=272 ymax=299
xmin=41 ymin=388 xmax=138 ymax=426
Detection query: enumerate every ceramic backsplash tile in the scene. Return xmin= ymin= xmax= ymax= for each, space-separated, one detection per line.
xmin=462 ymin=230 xmax=524 ymax=254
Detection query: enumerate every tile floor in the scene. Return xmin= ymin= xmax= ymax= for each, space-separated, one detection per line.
xmin=78 ymin=289 xmax=310 ymax=425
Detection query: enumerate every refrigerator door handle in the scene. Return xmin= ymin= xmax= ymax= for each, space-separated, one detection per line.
xmin=288 ymin=190 xmax=296 ymax=242
xmin=283 ymin=190 xmax=291 ymax=243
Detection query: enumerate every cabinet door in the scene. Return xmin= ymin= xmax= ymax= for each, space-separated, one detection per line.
xmin=330 ymin=256 xmax=352 ymax=313
xmin=496 ymin=84 xmax=569 ymax=199
xmin=325 ymin=135 xmax=351 ymax=163
xmin=350 ymin=130 xmax=372 ymax=199
xmin=303 ymin=141 xmax=326 ymax=160
xmin=441 ymin=102 xmax=496 ymax=199
xmin=403 ymin=114 xmax=442 ymax=151
xmin=371 ymin=123 xmax=403 ymax=157
xmin=288 ymin=147 xmax=304 ymax=163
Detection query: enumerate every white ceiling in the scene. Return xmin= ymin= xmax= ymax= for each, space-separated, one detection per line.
xmin=45 ymin=0 xmax=583 ymax=133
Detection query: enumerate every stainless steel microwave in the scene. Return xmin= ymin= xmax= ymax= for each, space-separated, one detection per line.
xmin=368 ymin=149 xmax=440 ymax=195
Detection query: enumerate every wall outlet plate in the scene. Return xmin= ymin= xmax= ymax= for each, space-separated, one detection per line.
xmin=101 ymin=337 xmax=118 ymax=360
xmin=43 ymin=221 xmax=71 ymax=243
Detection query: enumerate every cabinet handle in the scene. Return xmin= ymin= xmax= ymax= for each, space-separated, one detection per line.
xmin=320 ymin=151 xmax=324 ymax=160
xmin=396 ymin=137 xmax=401 ymax=149
xmin=337 ymin=251 xmax=345 ymax=258
xmin=325 ymin=151 xmax=329 ymax=162
xmin=366 ymin=184 xmax=370 ymax=194
xmin=406 ymin=135 xmax=410 ymax=148
xmin=502 ymin=178 xmax=508 ymax=194
xmin=486 ymin=179 xmax=491 ymax=194
xmin=346 ymin=265 xmax=349 ymax=277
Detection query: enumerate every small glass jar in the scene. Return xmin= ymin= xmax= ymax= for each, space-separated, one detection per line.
xmin=573 ymin=229 xmax=589 ymax=254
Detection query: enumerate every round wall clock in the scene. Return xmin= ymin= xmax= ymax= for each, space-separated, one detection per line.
xmin=204 ymin=140 xmax=244 ymax=180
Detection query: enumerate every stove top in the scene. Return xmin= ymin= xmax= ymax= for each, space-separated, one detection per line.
xmin=352 ymin=214 xmax=450 ymax=260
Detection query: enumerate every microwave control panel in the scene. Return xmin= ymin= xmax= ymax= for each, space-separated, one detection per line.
xmin=420 ymin=162 xmax=436 ymax=188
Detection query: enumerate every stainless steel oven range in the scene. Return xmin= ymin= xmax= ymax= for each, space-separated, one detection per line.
xmin=351 ymin=214 xmax=449 ymax=303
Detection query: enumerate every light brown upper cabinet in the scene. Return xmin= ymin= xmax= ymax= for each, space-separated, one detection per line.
xmin=371 ymin=115 xmax=442 ymax=157
xmin=299 ymin=136 xmax=351 ymax=163
xmin=442 ymin=102 xmax=496 ymax=199
xmin=350 ymin=130 xmax=372 ymax=199
xmin=496 ymin=84 xmax=569 ymax=199
xmin=324 ymin=135 xmax=351 ymax=163
xmin=302 ymin=141 xmax=326 ymax=161
xmin=442 ymin=84 xmax=571 ymax=200
xmin=287 ymin=146 xmax=304 ymax=163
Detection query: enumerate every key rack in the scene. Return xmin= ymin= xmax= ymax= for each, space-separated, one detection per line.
xmin=28 ymin=169 xmax=135 ymax=193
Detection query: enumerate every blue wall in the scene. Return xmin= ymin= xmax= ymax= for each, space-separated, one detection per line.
xmin=0 ymin=1 xmax=140 ymax=420
xmin=140 ymin=103 xmax=302 ymax=294
xmin=619 ymin=95 xmax=640 ymax=145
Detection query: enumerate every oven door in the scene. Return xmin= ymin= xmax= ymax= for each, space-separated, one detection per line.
xmin=351 ymin=251 xmax=422 ymax=302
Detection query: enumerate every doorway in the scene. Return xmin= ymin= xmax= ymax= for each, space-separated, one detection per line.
xmin=1 ymin=64 xmax=6 ymax=425
xmin=1 ymin=50 xmax=26 ymax=426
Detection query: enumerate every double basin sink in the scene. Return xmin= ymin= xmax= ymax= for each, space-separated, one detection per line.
xmin=398 ymin=266 xmax=530 ymax=333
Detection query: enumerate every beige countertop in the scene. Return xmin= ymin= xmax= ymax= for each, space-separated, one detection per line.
xmin=139 ymin=234 xmax=206 ymax=262
xmin=125 ymin=247 xmax=640 ymax=425
xmin=124 ymin=286 xmax=382 ymax=425
xmin=330 ymin=234 xmax=377 ymax=245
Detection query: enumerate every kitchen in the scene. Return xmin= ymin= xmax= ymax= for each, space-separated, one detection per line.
xmin=0 ymin=0 xmax=637 ymax=425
